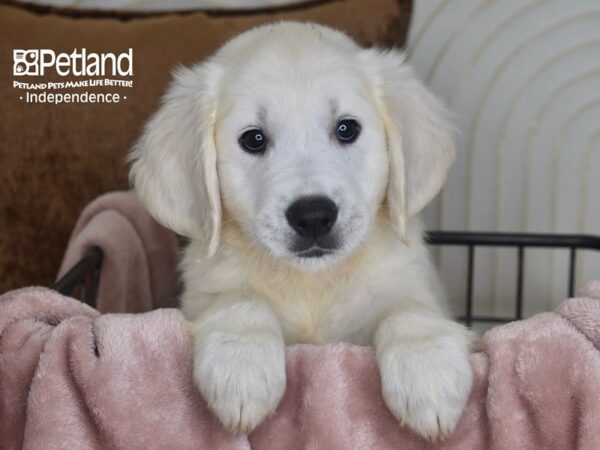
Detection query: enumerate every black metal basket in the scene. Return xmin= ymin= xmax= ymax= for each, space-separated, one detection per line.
xmin=54 ymin=231 xmax=600 ymax=327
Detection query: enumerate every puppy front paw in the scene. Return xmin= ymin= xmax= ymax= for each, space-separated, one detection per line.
xmin=193 ymin=332 xmax=286 ymax=433
xmin=378 ymin=335 xmax=472 ymax=440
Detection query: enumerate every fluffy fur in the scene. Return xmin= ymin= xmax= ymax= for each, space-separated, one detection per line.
xmin=129 ymin=22 xmax=473 ymax=440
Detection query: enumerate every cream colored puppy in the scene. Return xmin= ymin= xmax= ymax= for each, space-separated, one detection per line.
xmin=129 ymin=22 xmax=472 ymax=440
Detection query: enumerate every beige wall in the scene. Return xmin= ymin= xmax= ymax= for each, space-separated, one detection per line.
xmin=408 ymin=0 xmax=600 ymax=317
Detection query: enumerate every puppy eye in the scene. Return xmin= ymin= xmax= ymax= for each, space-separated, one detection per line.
xmin=335 ymin=119 xmax=360 ymax=144
xmin=239 ymin=129 xmax=267 ymax=154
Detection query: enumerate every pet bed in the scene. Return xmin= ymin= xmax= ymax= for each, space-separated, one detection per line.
xmin=2 ymin=191 xmax=600 ymax=449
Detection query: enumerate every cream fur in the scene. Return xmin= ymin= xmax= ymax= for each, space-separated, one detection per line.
xmin=129 ymin=22 xmax=472 ymax=440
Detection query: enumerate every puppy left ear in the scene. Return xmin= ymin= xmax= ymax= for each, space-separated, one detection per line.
xmin=128 ymin=62 xmax=222 ymax=257
xmin=361 ymin=49 xmax=455 ymax=238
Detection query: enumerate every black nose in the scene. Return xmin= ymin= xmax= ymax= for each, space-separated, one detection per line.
xmin=285 ymin=196 xmax=338 ymax=238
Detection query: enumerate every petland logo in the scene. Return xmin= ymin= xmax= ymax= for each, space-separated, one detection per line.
xmin=13 ymin=48 xmax=134 ymax=104
xmin=13 ymin=49 xmax=133 ymax=77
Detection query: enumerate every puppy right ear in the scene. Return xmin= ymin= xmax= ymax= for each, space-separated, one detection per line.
xmin=129 ymin=63 xmax=222 ymax=257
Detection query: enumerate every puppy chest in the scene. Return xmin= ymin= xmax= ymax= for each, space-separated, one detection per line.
xmin=256 ymin=287 xmax=329 ymax=344
xmin=251 ymin=276 xmax=377 ymax=345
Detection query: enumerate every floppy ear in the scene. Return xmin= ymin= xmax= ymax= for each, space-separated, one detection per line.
xmin=128 ymin=63 xmax=222 ymax=257
xmin=361 ymin=49 xmax=455 ymax=239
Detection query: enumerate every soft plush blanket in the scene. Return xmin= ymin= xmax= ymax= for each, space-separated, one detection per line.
xmin=1 ymin=282 xmax=600 ymax=449
xmin=57 ymin=191 xmax=179 ymax=312
xmin=6 ymin=191 xmax=598 ymax=448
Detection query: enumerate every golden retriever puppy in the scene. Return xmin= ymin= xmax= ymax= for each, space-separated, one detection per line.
xmin=129 ymin=22 xmax=472 ymax=440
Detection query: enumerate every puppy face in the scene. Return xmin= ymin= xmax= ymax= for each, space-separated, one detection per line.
xmin=215 ymin=50 xmax=388 ymax=269
xmin=129 ymin=22 xmax=454 ymax=269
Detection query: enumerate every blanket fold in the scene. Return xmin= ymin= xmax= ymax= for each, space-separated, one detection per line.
xmin=2 ymin=284 xmax=600 ymax=449
xmin=57 ymin=191 xmax=179 ymax=313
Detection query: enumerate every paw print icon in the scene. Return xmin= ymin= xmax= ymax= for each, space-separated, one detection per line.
xmin=13 ymin=50 xmax=39 ymax=76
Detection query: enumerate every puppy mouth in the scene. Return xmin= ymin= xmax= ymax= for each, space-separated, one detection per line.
xmin=294 ymin=246 xmax=334 ymax=258
xmin=291 ymin=235 xmax=339 ymax=258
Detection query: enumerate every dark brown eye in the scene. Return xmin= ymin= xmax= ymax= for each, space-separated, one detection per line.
xmin=239 ymin=129 xmax=267 ymax=154
xmin=335 ymin=119 xmax=360 ymax=144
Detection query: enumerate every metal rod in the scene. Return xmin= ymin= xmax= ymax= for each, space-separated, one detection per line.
xmin=516 ymin=246 xmax=524 ymax=320
xmin=457 ymin=315 xmax=514 ymax=323
xmin=426 ymin=231 xmax=600 ymax=249
xmin=88 ymin=267 xmax=101 ymax=308
xmin=465 ymin=245 xmax=475 ymax=327
xmin=54 ymin=247 xmax=103 ymax=297
xmin=568 ymin=247 xmax=576 ymax=297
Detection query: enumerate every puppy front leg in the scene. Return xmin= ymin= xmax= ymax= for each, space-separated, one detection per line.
xmin=375 ymin=308 xmax=473 ymax=440
xmin=191 ymin=295 xmax=286 ymax=433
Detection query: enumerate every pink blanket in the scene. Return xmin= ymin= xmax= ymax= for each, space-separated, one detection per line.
xmin=2 ymin=191 xmax=598 ymax=448
xmin=57 ymin=191 xmax=179 ymax=313
xmin=2 ymin=283 xmax=600 ymax=449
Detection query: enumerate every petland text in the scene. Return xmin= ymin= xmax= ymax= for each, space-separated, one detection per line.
xmin=13 ymin=49 xmax=133 ymax=77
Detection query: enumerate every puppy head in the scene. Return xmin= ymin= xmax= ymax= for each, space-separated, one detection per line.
xmin=129 ymin=22 xmax=454 ymax=269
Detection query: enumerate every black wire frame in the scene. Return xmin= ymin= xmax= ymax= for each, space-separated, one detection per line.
xmin=54 ymin=232 xmax=600 ymax=324
xmin=54 ymin=246 xmax=103 ymax=308
xmin=426 ymin=232 xmax=600 ymax=326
